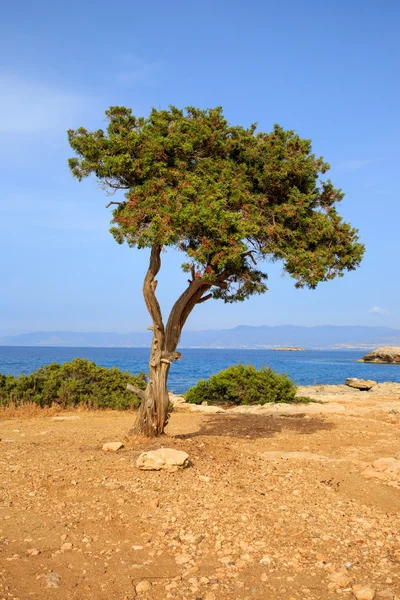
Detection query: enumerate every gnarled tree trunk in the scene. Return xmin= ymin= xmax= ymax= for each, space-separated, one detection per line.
xmin=128 ymin=245 xmax=212 ymax=437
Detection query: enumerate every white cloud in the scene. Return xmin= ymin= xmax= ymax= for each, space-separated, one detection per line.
xmin=0 ymin=72 xmax=95 ymax=134
xmin=337 ymin=159 xmax=373 ymax=170
xmin=368 ymin=305 xmax=389 ymax=315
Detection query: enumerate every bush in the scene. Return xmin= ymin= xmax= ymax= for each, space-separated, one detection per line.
xmin=185 ymin=364 xmax=308 ymax=405
xmin=0 ymin=358 xmax=146 ymax=410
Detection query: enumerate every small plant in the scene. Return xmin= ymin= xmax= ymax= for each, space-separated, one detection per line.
xmin=0 ymin=358 xmax=146 ymax=409
xmin=186 ymin=364 xmax=311 ymax=405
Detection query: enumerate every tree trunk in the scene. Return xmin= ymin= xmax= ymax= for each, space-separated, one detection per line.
xmin=128 ymin=245 xmax=212 ymax=437
xmin=130 ymin=338 xmax=170 ymax=437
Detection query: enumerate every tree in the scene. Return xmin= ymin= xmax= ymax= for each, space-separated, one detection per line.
xmin=68 ymin=106 xmax=364 ymax=436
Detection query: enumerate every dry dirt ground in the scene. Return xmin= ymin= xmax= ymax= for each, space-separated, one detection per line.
xmin=1 ymin=394 xmax=400 ymax=600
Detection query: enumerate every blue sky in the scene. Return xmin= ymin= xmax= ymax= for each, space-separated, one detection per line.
xmin=1 ymin=0 xmax=399 ymax=335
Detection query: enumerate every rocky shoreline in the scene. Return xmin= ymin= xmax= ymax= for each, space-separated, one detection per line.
xmin=169 ymin=379 xmax=400 ymax=418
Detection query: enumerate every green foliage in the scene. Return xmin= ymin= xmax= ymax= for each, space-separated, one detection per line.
xmin=68 ymin=105 xmax=364 ymax=302
xmin=0 ymin=359 xmax=146 ymax=410
xmin=185 ymin=364 xmax=310 ymax=405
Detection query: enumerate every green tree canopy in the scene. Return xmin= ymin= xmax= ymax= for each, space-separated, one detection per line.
xmin=68 ymin=106 xmax=364 ymax=302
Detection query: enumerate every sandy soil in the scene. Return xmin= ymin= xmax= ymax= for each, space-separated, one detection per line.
xmin=1 ymin=392 xmax=400 ymax=600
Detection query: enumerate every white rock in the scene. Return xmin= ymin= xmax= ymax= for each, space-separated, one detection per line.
xmin=352 ymin=584 xmax=376 ymax=600
xmin=136 ymin=448 xmax=189 ymax=472
xmin=52 ymin=416 xmax=80 ymax=421
xmin=102 ymin=442 xmax=124 ymax=452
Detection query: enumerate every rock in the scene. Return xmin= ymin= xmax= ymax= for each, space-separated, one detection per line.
xmin=260 ymin=451 xmax=334 ymax=462
xmin=136 ymin=580 xmax=151 ymax=593
xmin=45 ymin=572 xmax=61 ymax=588
xmin=102 ymin=442 xmax=124 ymax=452
xmin=346 ymin=378 xmax=377 ymax=390
xmin=372 ymin=458 xmax=400 ymax=474
xmin=136 ymin=448 xmax=189 ymax=472
xmin=61 ymin=542 xmax=73 ymax=551
xmin=52 ymin=416 xmax=80 ymax=421
xmin=352 ymin=584 xmax=376 ymax=600
xmin=360 ymin=347 xmax=400 ymax=364
xmin=27 ymin=548 xmax=41 ymax=556
xmin=377 ymin=589 xmax=394 ymax=599
xmin=189 ymin=404 xmax=224 ymax=413
xmin=175 ymin=553 xmax=192 ymax=565
xmin=328 ymin=569 xmax=352 ymax=587
xmin=168 ymin=393 xmax=187 ymax=405
xmin=205 ymin=593 xmax=216 ymax=600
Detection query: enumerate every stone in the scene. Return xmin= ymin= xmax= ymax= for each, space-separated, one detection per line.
xmin=352 ymin=584 xmax=376 ymax=600
xmin=360 ymin=347 xmax=400 ymax=364
xmin=168 ymin=393 xmax=187 ymax=405
xmin=373 ymin=458 xmax=400 ymax=474
xmin=136 ymin=448 xmax=189 ymax=472
xmin=52 ymin=416 xmax=80 ymax=421
xmin=61 ymin=542 xmax=73 ymax=551
xmin=377 ymin=590 xmax=394 ymax=599
xmin=175 ymin=553 xmax=192 ymax=565
xmin=136 ymin=580 xmax=151 ymax=593
xmin=27 ymin=548 xmax=41 ymax=556
xmin=205 ymin=593 xmax=216 ymax=600
xmin=189 ymin=404 xmax=224 ymax=413
xmin=345 ymin=378 xmax=377 ymax=390
xmin=45 ymin=572 xmax=61 ymax=588
xmin=102 ymin=442 xmax=124 ymax=452
xmin=328 ymin=569 xmax=352 ymax=587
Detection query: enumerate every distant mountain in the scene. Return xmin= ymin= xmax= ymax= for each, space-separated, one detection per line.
xmin=1 ymin=325 xmax=400 ymax=349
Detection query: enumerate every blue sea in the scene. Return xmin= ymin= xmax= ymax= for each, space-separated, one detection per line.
xmin=1 ymin=347 xmax=400 ymax=394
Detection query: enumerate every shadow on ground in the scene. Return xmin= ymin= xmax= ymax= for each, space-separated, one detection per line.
xmin=174 ymin=413 xmax=335 ymax=439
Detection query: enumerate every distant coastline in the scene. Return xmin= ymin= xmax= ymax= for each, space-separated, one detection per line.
xmin=1 ymin=325 xmax=400 ymax=350
xmin=272 ymin=347 xmax=305 ymax=351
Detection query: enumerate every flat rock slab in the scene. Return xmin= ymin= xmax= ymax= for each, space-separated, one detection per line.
xmin=362 ymin=456 xmax=400 ymax=488
xmin=230 ymin=403 xmax=346 ymax=415
xmin=189 ymin=404 xmax=225 ymax=413
xmin=260 ymin=451 xmax=335 ymax=462
xmin=102 ymin=442 xmax=124 ymax=452
xmin=52 ymin=416 xmax=80 ymax=421
xmin=346 ymin=378 xmax=377 ymax=390
xmin=136 ymin=448 xmax=189 ymax=472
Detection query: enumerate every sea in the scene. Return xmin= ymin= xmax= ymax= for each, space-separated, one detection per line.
xmin=1 ymin=347 xmax=400 ymax=394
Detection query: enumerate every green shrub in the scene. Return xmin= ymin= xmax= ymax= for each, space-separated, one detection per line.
xmin=0 ymin=358 xmax=146 ymax=409
xmin=185 ymin=364 xmax=308 ymax=405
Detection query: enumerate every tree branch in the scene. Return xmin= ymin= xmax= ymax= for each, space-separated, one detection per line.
xmin=197 ymin=293 xmax=213 ymax=304
xmin=105 ymin=201 xmax=123 ymax=208
xmin=165 ymin=280 xmax=211 ymax=352
xmin=143 ymin=246 xmax=165 ymax=339
xmin=126 ymin=384 xmax=146 ymax=400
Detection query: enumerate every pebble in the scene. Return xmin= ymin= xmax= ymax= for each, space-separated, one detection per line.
xmin=175 ymin=553 xmax=192 ymax=565
xmin=328 ymin=569 xmax=352 ymax=587
xmin=352 ymin=584 xmax=376 ymax=600
xmin=45 ymin=572 xmax=61 ymax=588
xmin=27 ymin=548 xmax=41 ymax=556
xmin=61 ymin=543 xmax=73 ymax=551
xmin=136 ymin=580 xmax=151 ymax=593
